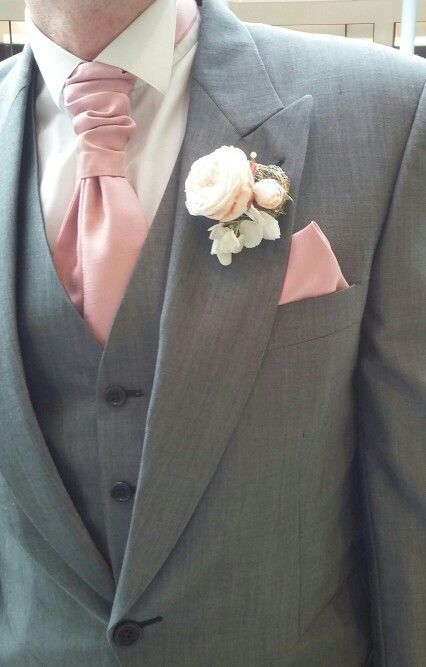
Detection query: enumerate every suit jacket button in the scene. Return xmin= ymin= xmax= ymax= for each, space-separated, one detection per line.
xmin=111 ymin=481 xmax=135 ymax=502
xmin=112 ymin=620 xmax=142 ymax=646
xmin=104 ymin=385 xmax=127 ymax=407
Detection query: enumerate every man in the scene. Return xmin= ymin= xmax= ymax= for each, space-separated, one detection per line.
xmin=0 ymin=0 xmax=424 ymax=663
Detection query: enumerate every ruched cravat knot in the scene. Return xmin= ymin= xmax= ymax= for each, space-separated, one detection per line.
xmin=64 ymin=61 xmax=138 ymax=179
xmin=53 ymin=60 xmax=149 ymax=345
xmin=52 ymin=0 xmax=200 ymax=345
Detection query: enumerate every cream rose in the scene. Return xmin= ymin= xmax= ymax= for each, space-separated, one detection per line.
xmin=253 ymin=178 xmax=286 ymax=210
xmin=184 ymin=146 xmax=254 ymax=222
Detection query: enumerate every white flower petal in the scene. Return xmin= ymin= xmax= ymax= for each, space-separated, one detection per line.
xmin=219 ymin=228 xmax=242 ymax=254
xmin=257 ymin=209 xmax=279 ymax=227
xmin=261 ymin=216 xmax=281 ymax=240
xmin=211 ymin=239 xmax=221 ymax=255
xmin=232 ymin=240 xmax=244 ymax=253
xmin=245 ymin=206 xmax=281 ymax=241
xmin=217 ymin=251 xmax=233 ymax=265
xmin=239 ymin=218 xmax=264 ymax=248
xmin=244 ymin=205 xmax=263 ymax=224
xmin=208 ymin=223 xmax=227 ymax=240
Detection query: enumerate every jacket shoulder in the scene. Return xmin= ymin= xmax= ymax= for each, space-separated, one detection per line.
xmin=246 ymin=21 xmax=426 ymax=104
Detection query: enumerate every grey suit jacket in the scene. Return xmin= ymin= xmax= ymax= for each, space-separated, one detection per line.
xmin=0 ymin=0 xmax=425 ymax=664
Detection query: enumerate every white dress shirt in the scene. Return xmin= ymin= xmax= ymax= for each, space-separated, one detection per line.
xmin=24 ymin=0 xmax=200 ymax=253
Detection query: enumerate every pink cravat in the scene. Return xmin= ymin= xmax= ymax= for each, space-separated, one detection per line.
xmin=53 ymin=62 xmax=147 ymax=345
xmin=53 ymin=0 xmax=198 ymax=346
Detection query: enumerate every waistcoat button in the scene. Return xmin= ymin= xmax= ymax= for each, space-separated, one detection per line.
xmin=111 ymin=481 xmax=135 ymax=502
xmin=104 ymin=385 xmax=127 ymax=407
xmin=112 ymin=620 xmax=142 ymax=646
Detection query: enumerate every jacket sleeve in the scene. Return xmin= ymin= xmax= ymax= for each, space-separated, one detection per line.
xmin=355 ymin=79 xmax=426 ymax=666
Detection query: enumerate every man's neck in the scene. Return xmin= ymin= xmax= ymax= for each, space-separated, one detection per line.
xmin=25 ymin=0 xmax=156 ymax=60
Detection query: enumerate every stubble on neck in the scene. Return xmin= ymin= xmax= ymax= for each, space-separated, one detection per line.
xmin=26 ymin=0 xmax=156 ymax=60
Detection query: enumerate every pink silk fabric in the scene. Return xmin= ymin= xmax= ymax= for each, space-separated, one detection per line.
xmin=279 ymin=221 xmax=349 ymax=305
xmin=53 ymin=63 xmax=147 ymax=345
xmin=176 ymin=0 xmax=198 ymax=43
xmin=52 ymin=0 xmax=199 ymax=345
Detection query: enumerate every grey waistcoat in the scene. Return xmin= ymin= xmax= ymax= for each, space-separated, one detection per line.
xmin=15 ymin=67 xmax=182 ymax=580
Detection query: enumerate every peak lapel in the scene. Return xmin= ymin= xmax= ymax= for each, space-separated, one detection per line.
xmin=0 ymin=44 xmax=115 ymax=613
xmin=110 ymin=0 xmax=313 ymax=627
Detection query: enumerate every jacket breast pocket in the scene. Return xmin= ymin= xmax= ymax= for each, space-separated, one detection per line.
xmin=266 ymin=282 xmax=367 ymax=351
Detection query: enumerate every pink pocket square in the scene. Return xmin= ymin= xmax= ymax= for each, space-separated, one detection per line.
xmin=279 ymin=221 xmax=349 ymax=305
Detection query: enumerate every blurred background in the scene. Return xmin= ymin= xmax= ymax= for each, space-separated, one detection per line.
xmin=0 ymin=0 xmax=425 ymax=62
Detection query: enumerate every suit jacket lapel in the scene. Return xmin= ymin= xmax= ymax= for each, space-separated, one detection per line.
xmin=110 ymin=0 xmax=313 ymax=627
xmin=0 ymin=44 xmax=115 ymax=613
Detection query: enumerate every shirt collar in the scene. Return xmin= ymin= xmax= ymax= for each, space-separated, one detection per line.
xmin=25 ymin=0 xmax=185 ymax=109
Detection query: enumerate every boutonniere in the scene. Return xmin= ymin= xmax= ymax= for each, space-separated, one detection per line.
xmin=184 ymin=146 xmax=292 ymax=265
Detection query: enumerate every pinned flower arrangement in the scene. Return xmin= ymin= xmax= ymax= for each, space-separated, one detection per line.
xmin=184 ymin=146 xmax=292 ymax=265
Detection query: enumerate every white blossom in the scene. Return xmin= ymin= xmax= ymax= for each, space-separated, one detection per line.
xmin=208 ymin=224 xmax=243 ymax=265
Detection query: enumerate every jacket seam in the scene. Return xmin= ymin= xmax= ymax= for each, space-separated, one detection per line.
xmin=267 ymin=318 xmax=361 ymax=352
xmin=358 ymin=419 xmax=387 ymax=667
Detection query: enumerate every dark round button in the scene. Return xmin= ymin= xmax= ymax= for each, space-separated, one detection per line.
xmin=104 ymin=385 xmax=127 ymax=407
xmin=111 ymin=481 xmax=135 ymax=502
xmin=112 ymin=620 xmax=142 ymax=647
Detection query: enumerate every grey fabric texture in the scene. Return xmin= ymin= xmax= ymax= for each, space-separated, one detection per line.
xmin=0 ymin=0 xmax=425 ymax=664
